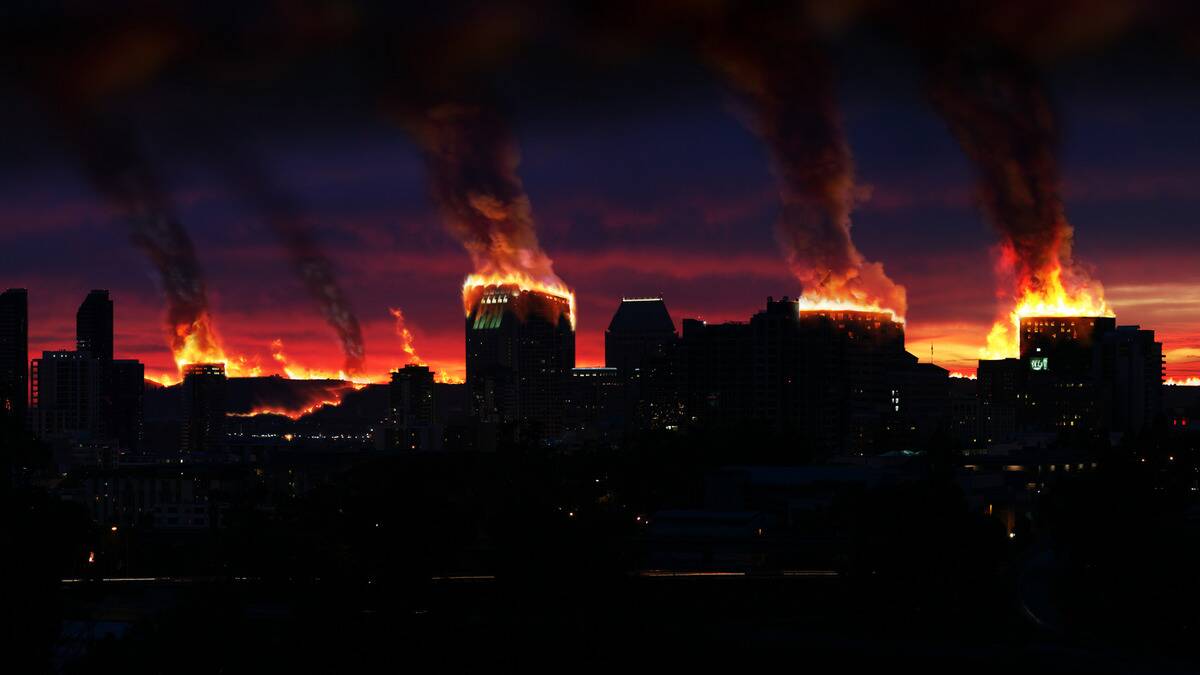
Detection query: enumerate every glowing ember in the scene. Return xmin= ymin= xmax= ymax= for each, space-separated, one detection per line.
xmin=232 ymin=400 xmax=342 ymax=420
xmin=462 ymin=272 xmax=576 ymax=329
xmin=1166 ymin=377 xmax=1200 ymax=386
xmin=795 ymin=296 xmax=905 ymax=324
xmin=981 ymin=264 xmax=1112 ymax=359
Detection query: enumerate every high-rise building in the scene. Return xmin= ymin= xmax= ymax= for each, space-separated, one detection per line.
xmin=465 ymin=285 xmax=575 ymax=439
xmin=0 ymin=288 xmax=28 ymax=422
xmin=1020 ymin=316 xmax=1116 ymax=379
xmin=181 ymin=363 xmax=227 ymax=457
xmin=1019 ymin=316 xmax=1117 ymax=432
xmin=388 ymin=364 xmax=439 ymax=451
xmin=604 ymin=297 xmax=681 ymax=430
xmin=1102 ymin=325 xmax=1164 ymax=434
xmin=30 ymin=350 xmax=104 ymax=439
xmin=977 ymin=358 xmax=1023 ymax=443
xmin=681 ymin=317 xmax=754 ymax=428
xmin=76 ymin=289 xmax=114 ymax=362
xmin=796 ymin=308 xmax=907 ymax=455
xmin=110 ymin=359 xmax=145 ymax=452
xmin=566 ymin=366 xmax=624 ymax=437
xmin=679 ymin=299 xmax=909 ymax=455
xmin=605 ymin=297 xmax=677 ymax=375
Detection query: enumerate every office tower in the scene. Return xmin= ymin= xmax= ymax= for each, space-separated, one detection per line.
xmin=76 ymin=289 xmax=114 ymax=362
xmin=0 ymin=288 xmax=28 ymax=422
xmin=605 ymin=297 xmax=681 ymax=430
xmin=389 ymin=364 xmax=439 ymax=451
xmin=977 ymin=358 xmax=1023 ymax=442
xmin=681 ymin=317 xmax=754 ymax=428
xmin=1019 ymin=316 xmax=1117 ymax=432
xmin=605 ymin=297 xmax=677 ymax=375
xmin=465 ymin=285 xmax=575 ymax=439
xmin=1102 ymin=325 xmax=1164 ymax=434
xmin=30 ymin=350 xmax=104 ymax=438
xmin=110 ymin=359 xmax=145 ymax=452
xmin=796 ymin=308 xmax=907 ymax=455
xmin=181 ymin=363 xmax=227 ymax=457
xmin=566 ymin=366 xmax=624 ymax=436
xmin=1019 ymin=316 xmax=1116 ymax=378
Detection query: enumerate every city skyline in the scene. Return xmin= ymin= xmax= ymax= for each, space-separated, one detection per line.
xmin=2 ymin=8 xmax=1199 ymax=384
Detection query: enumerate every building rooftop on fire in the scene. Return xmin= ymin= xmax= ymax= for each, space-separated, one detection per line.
xmin=0 ymin=288 xmax=1181 ymax=470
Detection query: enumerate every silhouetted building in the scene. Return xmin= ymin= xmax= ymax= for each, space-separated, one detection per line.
xmin=977 ymin=358 xmax=1022 ymax=443
xmin=797 ymin=308 xmax=907 ymax=455
xmin=465 ymin=285 xmax=575 ymax=439
xmin=76 ymin=289 xmax=113 ymax=362
xmin=181 ymin=363 xmax=227 ymax=457
xmin=1101 ymin=325 xmax=1164 ymax=434
xmin=605 ymin=297 xmax=681 ymax=430
xmin=885 ymin=354 xmax=950 ymax=446
xmin=388 ymin=364 xmax=439 ymax=451
xmin=681 ymin=318 xmax=753 ymax=428
xmin=679 ymin=299 xmax=908 ymax=455
xmin=1020 ymin=316 xmax=1116 ymax=432
xmin=30 ymin=350 xmax=104 ymax=439
xmin=566 ymin=366 xmax=624 ymax=437
xmin=0 ymin=288 xmax=28 ymax=422
xmin=606 ymin=297 xmax=677 ymax=375
xmin=110 ymin=359 xmax=145 ymax=452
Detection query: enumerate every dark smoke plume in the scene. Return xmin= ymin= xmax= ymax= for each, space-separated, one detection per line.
xmin=219 ymin=154 xmax=366 ymax=374
xmin=924 ymin=52 xmax=1076 ymax=290
xmin=68 ymin=113 xmax=222 ymax=360
xmin=403 ymin=100 xmax=567 ymax=294
xmin=701 ymin=8 xmax=907 ymax=316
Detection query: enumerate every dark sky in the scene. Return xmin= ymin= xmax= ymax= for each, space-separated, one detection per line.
xmin=1 ymin=1 xmax=1198 ymax=382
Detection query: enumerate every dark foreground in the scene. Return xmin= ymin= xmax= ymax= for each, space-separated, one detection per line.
xmin=38 ymin=572 xmax=1197 ymax=674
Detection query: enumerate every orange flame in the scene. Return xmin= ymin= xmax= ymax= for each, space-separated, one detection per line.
xmin=232 ymin=399 xmax=343 ymax=420
xmin=949 ymin=371 xmax=978 ymax=380
xmin=461 ymin=272 xmax=576 ymax=329
xmin=981 ymin=263 xmax=1111 ymax=359
xmin=389 ymin=307 xmax=423 ymax=364
xmin=795 ymin=295 xmax=905 ymax=324
xmin=270 ymin=339 xmax=374 ymax=384
xmin=172 ymin=314 xmax=262 ymax=377
xmin=1166 ymin=377 xmax=1200 ymax=387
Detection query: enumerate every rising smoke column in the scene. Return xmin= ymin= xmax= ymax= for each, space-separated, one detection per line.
xmin=404 ymin=101 xmax=571 ymax=309
xmin=702 ymin=11 xmax=907 ymax=318
xmin=917 ymin=41 xmax=1109 ymax=356
xmin=66 ymin=113 xmax=228 ymax=368
xmin=219 ymin=154 xmax=366 ymax=374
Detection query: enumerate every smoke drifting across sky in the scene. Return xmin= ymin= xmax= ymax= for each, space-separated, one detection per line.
xmin=700 ymin=6 xmax=907 ymax=317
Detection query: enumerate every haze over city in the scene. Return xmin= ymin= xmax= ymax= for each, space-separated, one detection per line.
xmin=5 ymin=2 xmax=1200 ymax=672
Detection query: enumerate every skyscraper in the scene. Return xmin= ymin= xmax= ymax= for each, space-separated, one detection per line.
xmin=30 ymin=350 xmax=104 ymax=438
xmin=1102 ymin=325 xmax=1164 ymax=434
xmin=0 ymin=288 xmax=28 ymax=422
xmin=605 ymin=297 xmax=680 ymax=430
xmin=76 ymin=289 xmax=114 ymax=362
xmin=388 ymin=364 xmax=438 ymax=451
xmin=465 ymin=284 xmax=575 ymax=439
xmin=181 ymin=363 xmax=227 ymax=457
xmin=605 ymin=297 xmax=677 ymax=375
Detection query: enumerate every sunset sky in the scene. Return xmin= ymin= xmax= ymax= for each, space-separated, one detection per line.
xmin=2 ymin=6 xmax=1198 ymax=384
